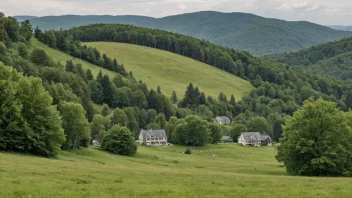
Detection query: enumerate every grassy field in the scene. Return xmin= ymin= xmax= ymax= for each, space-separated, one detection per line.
xmin=29 ymin=38 xmax=117 ymax=79
xmin=84 ymin=42 xmax=253 ymax=99
xmin=1 ymin=145 xmax=351 ymax=198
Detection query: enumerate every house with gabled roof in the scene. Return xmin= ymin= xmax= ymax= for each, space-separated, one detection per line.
xmin=221 ymin=136 xmax=233 ymax=143
xmin=238 ymin=132 xmax=261 ymax=146
xmin=260 ymin=135 xmax=272 ymax=146
xmin=238 ymin=132 xmax=272 ymax=146
xmin=138 ymin=129 xmax=168 ymax=146
xmin=213 ymin=116 xmax=231 ymax=125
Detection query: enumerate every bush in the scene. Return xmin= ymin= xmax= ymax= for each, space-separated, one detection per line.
xmin=185 ymin=148 xmax=192 ymax=155
xmin=102 ymin=125 xmax=137 ymax=156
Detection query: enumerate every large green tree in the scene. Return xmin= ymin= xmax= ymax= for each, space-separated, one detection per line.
xmin=276 ymin=99 xmax=352 ymax=177
xmin=102 ymin=125 xmax=137 ymax=156
xmin=60 ymin=101 xmax=91 ymax=149
xmin=174 ymin=115 xmax=209 ymax=146
xmin=0 ymin=63 xmax=65 ymax=156
xmin=209 ymin=123 xmax=223 ymax=144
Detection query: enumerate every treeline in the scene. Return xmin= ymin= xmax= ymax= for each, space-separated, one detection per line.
xmin=264 ymin=37 xmax=352 ymax=66
xmin=264 ymin=37 xmax=352 ymax=82
xmin=34 ymin=27 xmax=127 ymax=76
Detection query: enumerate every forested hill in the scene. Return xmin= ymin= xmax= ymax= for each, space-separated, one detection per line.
xmin=264 ymin=37 xmax=352 ymax=82
xmin=22 ymin=11 xmax=352 ymax=55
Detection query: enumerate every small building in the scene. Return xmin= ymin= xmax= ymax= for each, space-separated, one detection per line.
xmin=213 ymin=116 xmax=231 ymax=125
xmin=138 ymin=129 xmax=168 ymax=146
xmin=92 ymin=140 xmax=100 ymax=148
xmin=260 ymin=135 xmax=272 ymax=146
xmin=221 ymin=136 xmax=233 ymax=143
xmin=238 ymin=132 xmax=261 ymax=146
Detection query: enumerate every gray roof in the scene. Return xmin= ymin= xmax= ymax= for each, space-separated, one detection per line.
xmin=215 ymin=116 xmax=230 ymax=121
xmin=260 ymin=135 xmax=272 ymax=143
xmin=241 ymin=132 xmax=261 ymax=141
xmin=221 ymin=136 xmax=233 ymax=141
xmin=140 ymin=129 xmax=167 ymax=139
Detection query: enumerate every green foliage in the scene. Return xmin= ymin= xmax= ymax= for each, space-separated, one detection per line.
xmin=195 ymin=105 xmax=214 ymax=121
xmin=277 ymin=99 xmax=352 ymax=176
xmin=185 ymin=148 xmax=192 ymax=155
xmin=30 ymin=48 xmax=53 ymax=66
xmin=175 ymin=115 xmax=209 ymax=146
xmin=19 ymin=20 xmax=32 ymax=41
xmin=154 ymin=113 xmax=167 ymax=129
xmin=102 ymin=125 xmax=137 ymax=156
xmin=0 ymin=63 xmax=65 ymax=157
xmin=209 ymin=124 xmax=223 ymax=144
xmin=132 ymin=90 xmax=148 ymax=109
xmin=247 ymin=117 xmax=270 ymax=134
xmin=230 ymin=124 xmax=248 ymax=142
xmin=90 ymin=114 xmax=106 ymax=141
xmin=146 ymin=122 xmax=161 ymax=130
xmin=264 ymin=37 xmax=352 ymax=83
xmin=110 ymin=108 xmax=127 ymax=127
xmin=59 ymin=101 xmax=91 ymax=149
xmin=171 ymin=91 xmax=178 ymax=104
xmin=101 ymin=104 xmax=109 ymax=116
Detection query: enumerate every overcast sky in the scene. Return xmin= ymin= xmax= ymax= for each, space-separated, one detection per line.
xmin=1 ymin=0 xmax=352 ymax=25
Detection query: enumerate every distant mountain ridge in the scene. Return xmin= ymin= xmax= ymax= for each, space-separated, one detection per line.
xmin=14 ymin=15 xmax=38 ymax=22
xmin=19 ymin=11 xmax=352 ymax=55
xmin=329 ymin=25 xmax=352 ymax=32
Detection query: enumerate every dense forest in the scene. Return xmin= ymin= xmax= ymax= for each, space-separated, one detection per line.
xmin=2 ymin=13 xmax=352 ymax=157
xmin=35 ymin=23 xmax=352 ymax=138
xmin=23 ymin=11 xmax=352 ymax=55
xmin=264 ymin=37 xmax=352 ymax=83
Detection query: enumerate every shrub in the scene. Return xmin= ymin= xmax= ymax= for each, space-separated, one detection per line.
xmin=185 ymin=148 xmax=192 ymax=155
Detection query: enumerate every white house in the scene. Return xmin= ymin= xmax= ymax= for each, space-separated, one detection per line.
xmin=138 ymin=129 xmax=168 ymax=146
xmin=221 ymin=136 xmax=233 ymax=143
xmin=92 ymin=140 xmax=100 ymax=147
xmin=238 ymin=132 xmax=273 ymax=146
xmin=238 ymin=132 xmax=261 ymax=146
xmin=213 ymin=116 xmax=231 ymax=125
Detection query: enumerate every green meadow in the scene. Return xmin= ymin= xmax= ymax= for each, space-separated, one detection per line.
xmin=1 ymin=145 xmax=351 ymax=198
xmin=84 ymin=42 xmax=253 ymax=98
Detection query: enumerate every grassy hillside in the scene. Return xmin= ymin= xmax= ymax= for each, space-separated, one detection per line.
xmin=28 ymin=11 xmax=352 ymax=55
xmin=1 ymin=145 xmax=352 ymax=197
xmin=264 ymin=37 xmax=352 ymax=82
xmin=30 ymin=38 xmax=117 ymax=79
xmin=84 ymin=42 xmax=253 ymax=99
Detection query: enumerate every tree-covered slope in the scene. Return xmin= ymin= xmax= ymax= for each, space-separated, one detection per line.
xmin=264 ymin=37 xmax=352 ymax=82
xmin=30 ymin=38 xmax=117 ymax=79
xmin=84 ymin=42 xmax=252 ymax=99
xmin=26 ymin=11 xmax=352 ymax=56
